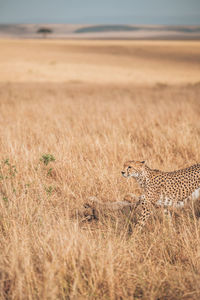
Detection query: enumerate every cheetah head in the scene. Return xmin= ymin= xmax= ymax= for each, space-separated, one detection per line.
xmin=121 ymin=160 xmax=146 ymax=178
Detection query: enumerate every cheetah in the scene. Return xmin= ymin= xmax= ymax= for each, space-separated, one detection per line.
xmin=121 ymin=160 xmax=200 ymax=230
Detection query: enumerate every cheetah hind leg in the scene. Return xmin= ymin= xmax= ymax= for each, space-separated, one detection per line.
xmin=163 ymin=207 xmax=176 ymax=232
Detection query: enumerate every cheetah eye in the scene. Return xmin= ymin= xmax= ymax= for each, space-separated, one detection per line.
xmin=128 ymin=166 xmax=131 ymax=169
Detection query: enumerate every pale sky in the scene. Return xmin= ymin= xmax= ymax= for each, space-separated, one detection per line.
xmin=0 ymin=0 xmax=200 ymax=24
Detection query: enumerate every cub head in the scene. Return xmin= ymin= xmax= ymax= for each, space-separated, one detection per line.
xmin=121 ymin=160 xmax=146 ymax=178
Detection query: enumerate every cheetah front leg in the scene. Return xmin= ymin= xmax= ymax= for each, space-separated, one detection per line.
xmin=135 ymin=198 xmax=153 ymax=231
xmin=134 ymin=191 xmax=162 ymax=231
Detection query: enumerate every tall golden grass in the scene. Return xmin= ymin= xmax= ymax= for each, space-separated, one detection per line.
xmin=0 ymin=40 xmax=200 ymax=299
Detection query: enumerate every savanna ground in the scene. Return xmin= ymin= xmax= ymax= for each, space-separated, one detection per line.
xmin=0 ymin=39 xmax=200 ymax=299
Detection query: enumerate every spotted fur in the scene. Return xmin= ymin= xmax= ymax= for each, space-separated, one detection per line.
xmin=121 ymin=160 xmax=200 ymax=230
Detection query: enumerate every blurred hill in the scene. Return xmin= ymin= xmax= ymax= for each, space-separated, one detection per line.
xmin=0 ymin=24 xmax=200 ymax=39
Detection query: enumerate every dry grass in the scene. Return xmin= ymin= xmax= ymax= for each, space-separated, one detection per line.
xmin=0 ymin=40 xmax=200 ymax=299
xmin=0 ymin=39 xmax=200 ymax=85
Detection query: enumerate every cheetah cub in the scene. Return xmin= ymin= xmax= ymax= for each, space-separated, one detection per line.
xmin=121 ymin=160 xmax=200 ymax=230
